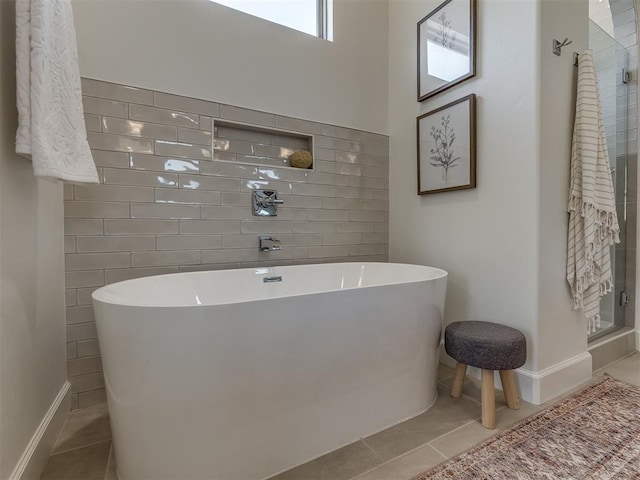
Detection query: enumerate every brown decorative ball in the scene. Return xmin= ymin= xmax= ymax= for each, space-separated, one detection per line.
xmin=289 ymin=150 xmax=313 ymax=169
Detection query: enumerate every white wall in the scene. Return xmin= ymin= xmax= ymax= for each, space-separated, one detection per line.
xmin=389 ymin=0 xmax=540 ymax=369
xmin=0 ymin=1 xmax=67 ymax=477
xmin=389 ymin=0 xmax=592 ymax=399
xmin=71 ymin=0 xmax=389 ymax=135
xmin=537 ymin=0 xmax=589 ymax=371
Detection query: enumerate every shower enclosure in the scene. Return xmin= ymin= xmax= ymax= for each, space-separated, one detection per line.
xmin=589 ymin=19 xmax=637 ymax=340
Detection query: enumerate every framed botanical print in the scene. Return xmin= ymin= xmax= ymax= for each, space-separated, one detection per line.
xmin=417 ymin=0 xmax=476 ymax=101
xmin=417 ymin=94 xmax=476 ymax=195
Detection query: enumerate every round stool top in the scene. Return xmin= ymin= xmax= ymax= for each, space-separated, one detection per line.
xmin=445 ymin=321 xmax=526 ymax=370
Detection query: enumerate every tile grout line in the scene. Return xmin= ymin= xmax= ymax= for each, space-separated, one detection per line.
xmin=349 ymin=442 xmax=446 ymax=480
xmin=438 ymin=378 xmax=514 ymax=410
xmin=104 ymin=444 xmax=113 ymax=480
xmin=437 ymin=380 xmax=482 ymax=406
xmin=426 ymin=419 xmax=479 ymax=445
xmin=51 ymin=438 xmax=112 ymax=456
xmin=594 ymin=349 xmax=640 ymax=374
xmin=427 ymin=443 xmax=450 ymax=460
xmin=49 ymin=415 xmax=71 ymax=456
xmin=348 ymin=389 xmax=484 ymax=480
xmin=359 ymin=438 xmax=386 ymax=463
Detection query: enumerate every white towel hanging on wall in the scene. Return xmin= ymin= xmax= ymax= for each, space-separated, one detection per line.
xmin=566 ymin=49 xmax=620 ymax=333
xmin=15 ymin=0 xmax=99 ymax=183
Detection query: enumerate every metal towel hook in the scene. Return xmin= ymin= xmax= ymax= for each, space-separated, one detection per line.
xmin=553 ymin=38 xmax=573 ymax=56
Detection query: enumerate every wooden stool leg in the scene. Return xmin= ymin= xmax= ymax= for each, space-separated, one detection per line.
xmin=481 ymin=369 xmax=496 ymax=429
xmin=450 ymin=362 xmax=467 ymax=398
xmin=499 ymin=370 xmax=520 ymax=410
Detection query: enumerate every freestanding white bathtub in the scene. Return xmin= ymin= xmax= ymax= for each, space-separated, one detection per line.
xmin=92 ymin=262 xmax=447 ymax=480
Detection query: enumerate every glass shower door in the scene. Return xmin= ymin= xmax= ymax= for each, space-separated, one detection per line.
xmin=589 ymin=20 xmax=629 ymax=339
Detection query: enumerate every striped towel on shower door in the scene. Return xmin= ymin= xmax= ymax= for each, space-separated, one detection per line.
xmin=566 ymin=49 xmax=620 ymax=333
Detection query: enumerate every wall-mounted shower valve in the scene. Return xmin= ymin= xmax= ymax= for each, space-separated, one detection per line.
xmin=252 ymin=190 xmax=284 ymax=216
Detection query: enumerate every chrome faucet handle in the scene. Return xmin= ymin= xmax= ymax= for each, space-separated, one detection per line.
xmin=261 ymin=198 xmax=285 ymax=206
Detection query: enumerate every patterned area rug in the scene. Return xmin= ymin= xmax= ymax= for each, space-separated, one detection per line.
xmin=413 ymin=375 xmax=640 ymax=480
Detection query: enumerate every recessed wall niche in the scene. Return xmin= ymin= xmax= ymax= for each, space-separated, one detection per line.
xmin=213 ymin=120 xmax=315 ymax=170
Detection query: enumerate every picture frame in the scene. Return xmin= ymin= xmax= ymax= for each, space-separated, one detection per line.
xmin=417 ymin=0 xmax=476 ymax=102
xmin=417 ymin=94 xmax=476 ymax=195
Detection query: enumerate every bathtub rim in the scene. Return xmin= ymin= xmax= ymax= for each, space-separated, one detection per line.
xmin=91 ymin=261 xmax=448 ymax=308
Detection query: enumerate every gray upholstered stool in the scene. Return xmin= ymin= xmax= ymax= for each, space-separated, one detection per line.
xmin=445 ymin=321 xmax=526 ymax=429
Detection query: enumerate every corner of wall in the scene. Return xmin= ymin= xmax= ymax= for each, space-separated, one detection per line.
xmin=1 ymin=0 xmax=69 ymax=476
xmin=8 ymin=383 xmax=70 ymax=480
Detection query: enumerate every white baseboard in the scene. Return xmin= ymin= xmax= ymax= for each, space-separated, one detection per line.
xmin=515 ymin=352 xmax=592 ymax=404
xmin=8 ymin=381 xmax=70 ymax=480
xmin=440 ymin=348 xmax=593 ymax=405
xmin=636 ymin=330 xmax=639 ymax=351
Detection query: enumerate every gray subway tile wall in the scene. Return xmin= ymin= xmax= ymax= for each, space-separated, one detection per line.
xmin=64 ymin=78 xmax=390 ymax=409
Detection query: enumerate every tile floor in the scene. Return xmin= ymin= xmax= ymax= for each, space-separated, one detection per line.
xmin=40 ymin=352 xmax=640 ymax=480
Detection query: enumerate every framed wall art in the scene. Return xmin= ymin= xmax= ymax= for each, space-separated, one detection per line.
xmin=417 ymin=94 xmax=476 ymax=195
xmin=417 ymin=0 xmax=476 ymax=102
